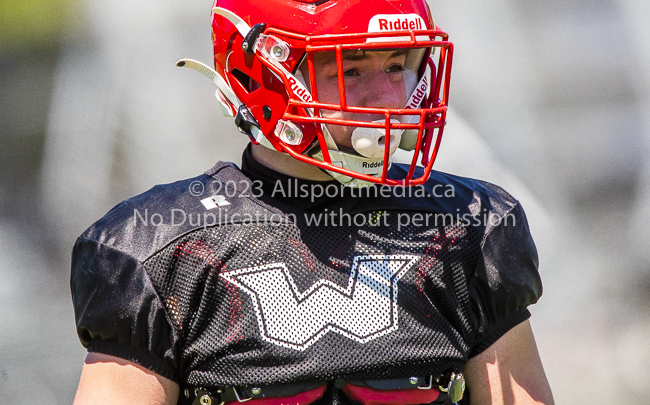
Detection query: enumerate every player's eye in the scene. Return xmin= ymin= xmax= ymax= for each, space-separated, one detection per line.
xmin=343 ymin=68 xmax=360 ymax=77
xmin=386 ymin=64 xmax=405 ymax=73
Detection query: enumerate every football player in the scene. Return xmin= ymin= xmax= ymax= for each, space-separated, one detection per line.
xmin=71 ymin=0 xmax=554 ymax=404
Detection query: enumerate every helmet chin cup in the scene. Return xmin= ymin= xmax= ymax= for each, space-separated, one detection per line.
xmin=312 ymin=149 xmax=390 ymax=188
xmin=351 ymin=119 xmax=404 ymax=159
xmin=398 ymin=114 xmax=422 ymax=151
xmin=398 ymin=129 xmax=419 ymax=151
xmin=332 ymin=176 xmax=376 ymax=188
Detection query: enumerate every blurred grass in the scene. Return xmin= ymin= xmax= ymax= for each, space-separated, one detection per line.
xmin=0 ymin=0 xmax=76 ymax=53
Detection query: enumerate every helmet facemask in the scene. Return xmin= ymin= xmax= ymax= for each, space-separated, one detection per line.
xmin=274 ymin=38 xmax=448 ymax=187
xmin=293 ymin=48 xmax=428 ymax=187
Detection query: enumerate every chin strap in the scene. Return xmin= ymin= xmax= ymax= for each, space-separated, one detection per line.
xmin=310 ymin=149 xmax=385 ymax=188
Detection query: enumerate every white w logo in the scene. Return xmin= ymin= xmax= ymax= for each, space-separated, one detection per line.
xmin=221 ymin=255 xmax=418 ymax=351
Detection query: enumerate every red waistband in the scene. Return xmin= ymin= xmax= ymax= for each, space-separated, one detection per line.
xmin=222 ymin=383 xmax=441 ymax=405
xmin=342 ymin=383 xmax=440 ymax=405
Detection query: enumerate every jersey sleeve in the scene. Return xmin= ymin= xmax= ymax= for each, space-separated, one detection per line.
xmin=71 ymin=236 xmax=180 ymax=382
xmin=468 ymin=201 xmax=542 ymax=357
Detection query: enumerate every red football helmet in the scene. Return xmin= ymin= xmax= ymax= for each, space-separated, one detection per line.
xmin=178 ymin=0 xmax=453 ymax=187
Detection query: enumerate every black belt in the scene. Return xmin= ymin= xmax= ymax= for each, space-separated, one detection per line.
xmin=180 ymin=379 xmax=325 ymax=405
xmin=180 ymin=372 xmax=464 ymax=405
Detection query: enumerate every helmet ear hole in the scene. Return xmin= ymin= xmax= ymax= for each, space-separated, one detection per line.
xmin=231 ymin=68 xmax=261 ymax=93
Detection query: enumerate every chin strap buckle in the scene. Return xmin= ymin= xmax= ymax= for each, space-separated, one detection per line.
xmin=241 ymin=23 xmax=266 ymax=54
xmin=235 ymin=104 xmax=261 ymax=138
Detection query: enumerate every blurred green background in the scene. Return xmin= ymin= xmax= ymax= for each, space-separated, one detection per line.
xmin=0 ymin=0 xmax=74 ymax=51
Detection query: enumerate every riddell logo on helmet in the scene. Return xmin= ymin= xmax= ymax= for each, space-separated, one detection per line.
xmin=378 ymin=17 xmax=423 ymax=31
xmin=287 ymin=76 xmax=312 ymax=103
xmin=367 ymin=14 xmax=428 ymax=43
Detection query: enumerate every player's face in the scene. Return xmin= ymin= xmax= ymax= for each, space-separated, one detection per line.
xmin=302 ymin=49 xmax=415 ymax=149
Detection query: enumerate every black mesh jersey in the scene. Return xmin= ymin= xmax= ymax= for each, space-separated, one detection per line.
xmin=71 ymin=157 xmax=542 ymax=403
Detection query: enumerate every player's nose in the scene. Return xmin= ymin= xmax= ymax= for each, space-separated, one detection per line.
xmin=363 ymin=71 xmax=401 ymax=110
